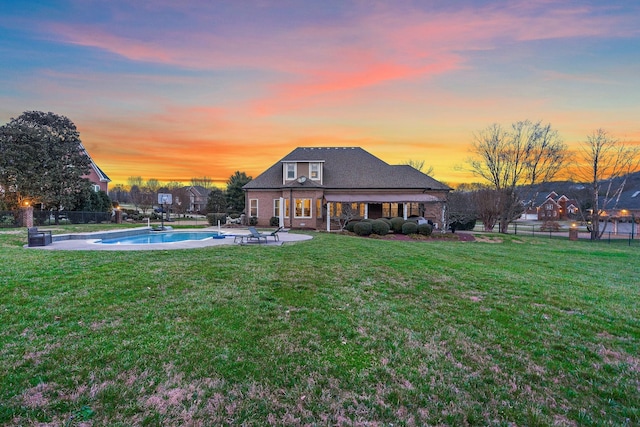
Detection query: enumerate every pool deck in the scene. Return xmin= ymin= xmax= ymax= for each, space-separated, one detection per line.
xmin=25 ymin=227 xmax=313 ymax=251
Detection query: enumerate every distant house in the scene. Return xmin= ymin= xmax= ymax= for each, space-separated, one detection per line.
xmin=184 ymin=185 xmax=210 ymax=213
xmin=242 ymin=147 xmax=451 ymax=230
xmin=538 ymin=191 xmax=579 ymax=221
xmin=612 ymin=175 xmax=640 ymax=218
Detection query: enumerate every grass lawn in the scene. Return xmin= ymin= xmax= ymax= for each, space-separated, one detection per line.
xmin=0 ymin=227 xmax=638 ymax=426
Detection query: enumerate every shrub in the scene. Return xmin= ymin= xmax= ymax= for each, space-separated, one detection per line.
xmin=371 ymin=219 xmax=390 ymax=235
xmin=390 ymin=217 xmax=405 ymax=233
xmin=401 ymin=221 xmax=418 ymax=235
xmin=540 ymin=221 xmax=561 ymax=232
xmin=345 ymin=220 xmax=359 ymax=233
xmin=353 ymin=221 xmax=372 ymax=236
xmin=417 ymin=223 xmax=433 ymax=236
xmin=269 ymin=216 xmax=279 ymax=226
xmin=249 ymin=216 xmax=258 ymax=226
xmin=379 ymin=218 xmax=392 ymax=227
xmin=207 ymin=212 xmax=227 ymax=226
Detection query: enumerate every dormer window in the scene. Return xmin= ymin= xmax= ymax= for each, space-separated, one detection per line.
xmin=310 ymin=163 xmax=320 ymax=180
xmin=286 ymin=163 xmax=296 ymax=180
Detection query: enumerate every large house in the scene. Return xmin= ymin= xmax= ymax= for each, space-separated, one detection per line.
xmin=537 ymin=191 xmax=579 ymax=221
xmin=243 ymin=147 xmax=450 ymax=230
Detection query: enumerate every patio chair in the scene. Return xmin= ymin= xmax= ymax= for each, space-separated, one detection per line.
xmin=28 ymin=227 xmax=52 ymax=247
xmin=247 ymin=226 xmax=268 ymax=244
xmin=267 ymin=226 xmax=283 ymax=241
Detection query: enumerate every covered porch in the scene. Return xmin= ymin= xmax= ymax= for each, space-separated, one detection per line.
xmin=323 ymin=193 xmax=445 ymax=231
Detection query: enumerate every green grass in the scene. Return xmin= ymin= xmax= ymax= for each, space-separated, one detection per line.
xmin=1 ymin=227 xmax=638 ymax=426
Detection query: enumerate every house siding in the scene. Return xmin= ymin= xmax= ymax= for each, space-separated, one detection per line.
xmin=247 ymin=189 xmax=326 ymax=228
xmin=85 ymin=168 xmax=108 ymax=192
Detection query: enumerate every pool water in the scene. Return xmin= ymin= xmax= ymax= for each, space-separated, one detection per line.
xmin=97 ymin=231 xmax=226 ymax=245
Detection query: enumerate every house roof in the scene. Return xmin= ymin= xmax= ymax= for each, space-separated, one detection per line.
xmin=185 ymin=185 xmax=211 ymax=197
xmin=244 ymin=147 xmax=450 ymax=191
xmin=91 ymin=161 xmax=111 ymax=182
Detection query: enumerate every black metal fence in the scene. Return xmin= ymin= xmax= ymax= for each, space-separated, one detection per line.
xmin=480 ymin=223 xmax=639 ymax=247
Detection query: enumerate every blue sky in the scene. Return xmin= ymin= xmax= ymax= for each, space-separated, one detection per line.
xmin=1 ymin=0 xmax=639 ymax=185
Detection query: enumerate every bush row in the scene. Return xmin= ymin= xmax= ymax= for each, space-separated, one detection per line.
xmin=349 ymin=217 xmax=433 ymax=237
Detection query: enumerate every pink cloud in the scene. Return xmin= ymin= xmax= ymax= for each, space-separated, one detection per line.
xmin=48 ymin=24 xmax=173 ymax=63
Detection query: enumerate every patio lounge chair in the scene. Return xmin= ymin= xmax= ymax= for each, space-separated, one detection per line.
xmin=28 ymin=227 xmax=52 ymax=247
xmin=267 ymin=226 xmax=283 ymax=241
xmin=247 ymin=226 xmax=268 ymax=244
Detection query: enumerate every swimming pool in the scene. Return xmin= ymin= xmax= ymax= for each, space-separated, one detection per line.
xmin=97 ymin=231 xmax=226 ymax=245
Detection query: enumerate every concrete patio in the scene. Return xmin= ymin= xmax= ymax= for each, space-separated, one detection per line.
xmin=24 ymin=227 xmax=313 ymax=251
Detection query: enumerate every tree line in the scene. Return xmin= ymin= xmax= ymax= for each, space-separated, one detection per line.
xmin=108 ymin=171 xmax=252 ymax=216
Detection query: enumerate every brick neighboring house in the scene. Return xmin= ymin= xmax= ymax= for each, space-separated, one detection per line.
xmin=242 ymin=147 xmax=451 ymax=230
xmin=85 ymin=159 xmax=111 ymax=193
xmin=184 ymin=185 xmax=210 ymax=213
xmin=538 ymin=191 xmax=579 ymax=221
xmin=80 ymin=143 xmax=111 ymax=193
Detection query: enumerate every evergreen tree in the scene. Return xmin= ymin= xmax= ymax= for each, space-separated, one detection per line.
xmin=226 ymin=171 xmax=252 ymax=213
xmin=0 ymin=111 xmax=91 ymax=211
xmin=206 ymin=188 xmax=227 ymax=213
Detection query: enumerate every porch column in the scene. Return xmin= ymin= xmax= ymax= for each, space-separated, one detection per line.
xmin=279 ymin=197 xmax=285 ymax=228
xmin=364 ymin=203 xmax=368 ymax=219
xmin=326 ymin=202 xmax=331 ymax=232
xmin=403 ymin=203 xmax=408 ymax=220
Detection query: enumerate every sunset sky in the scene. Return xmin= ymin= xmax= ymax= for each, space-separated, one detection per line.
xmin=1 ymin=1 xmax=639 ymax=187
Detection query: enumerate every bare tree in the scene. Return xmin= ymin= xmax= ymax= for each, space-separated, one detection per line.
xmin=127 ymin=176 xmax=143 ymax=189
xmin=402 ymin=159 xmax=434 ymax=176
xmin=338 ymin=203 xmax=358 ymax=231
xmin=191 ymin=176 xmax=215 ymax=190
xmin=139 ymin=178 xmax=162 ymax=214
xmin=467 ymin=120 xmax=567 ymax=232
xmin=574 ymin=129 xmax=640 ymax=240
xmin=145 ymin=178 xmax=162 ymax=194
xmin=472 ymin=188 xmax=503 ymax=232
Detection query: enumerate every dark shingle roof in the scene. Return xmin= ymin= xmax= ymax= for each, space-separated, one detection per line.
xmin=92 ymin=162 xmax=111 ymax=182
xmin=244 ymin=147 xmax=450 ymax=191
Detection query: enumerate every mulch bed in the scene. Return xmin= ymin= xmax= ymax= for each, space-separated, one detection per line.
xmin=455 ymin=232 xmax=476 ymax=242
xmin=366 ymin=232 xmax=476 ymax=242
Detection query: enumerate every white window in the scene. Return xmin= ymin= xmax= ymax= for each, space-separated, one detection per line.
xmin=249 ymin=199 xmax=258 ymax=217
xmin=273 ymin=199 xmax=280 ymax=218
xmin=310 ymin=163 xmax=320 ymax=180
xmin=92 ymin=184 xmax=100 ymax=192
xmin=286 ymin=163 xmax=296 ymax=180
xmin=295 ymin=198 xmax=312 ymax=218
